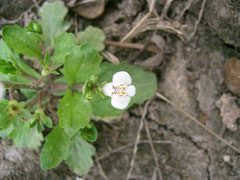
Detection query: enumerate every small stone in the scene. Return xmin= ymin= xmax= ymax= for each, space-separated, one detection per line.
xmin=223 ymin=155 xmax=230 ymax=162
xmin=223 ymin=57 xmax=240 ymax=95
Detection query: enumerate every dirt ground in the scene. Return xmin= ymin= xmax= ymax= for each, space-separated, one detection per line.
xmin=1 ymin=0 xmax=240 ymax=180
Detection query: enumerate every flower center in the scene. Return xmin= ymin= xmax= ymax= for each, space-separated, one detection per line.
xmin=112 ymin=84 xmax=127 ymax=97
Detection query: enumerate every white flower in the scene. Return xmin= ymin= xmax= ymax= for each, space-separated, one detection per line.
xmin=0 ymin=83 xmax=5 ymax=100
xmin=102 ymin=71 xmax=136 ymax=109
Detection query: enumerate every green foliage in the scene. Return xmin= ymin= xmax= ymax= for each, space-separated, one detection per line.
xmin=52 ymin=32 xmax=77 ymax=62
xmin=66 ymin=133 xmax=95 ymax=175
xmin=78 ymin=26 xmax=105 ymax=52
xmin=10 ymin=120 xmax=43 ymax=149
xmin=25 ymin=21 xmax=43 ymax=34
xmin=40 ymin=126 xmax=70 ymax=169
xmin=58 ymin=90 xmax=92 ymax=137
xmin=0 ymin=60 xmax=16 ymax=74
xmin=0 ymin=38 xmax=40 ymax=79
xmin=39 ymin=1 xmax=70 ymax=46
xmin=91 ymin=62 xmax=157 ymax=117
xmin=0 ymin=72 xmax=30 ymax=84
xmin=62 ymin=44 xmax=102 ymax=85
xmin=2 ymin=25 xmax=42 ymax=59
xmin=0 ymin=125 xmax=14 ymax=138
xmin=0 ymin=1 xmax=158 ymax=177
xmin=80 ymin=122 xmax=98 ymax=142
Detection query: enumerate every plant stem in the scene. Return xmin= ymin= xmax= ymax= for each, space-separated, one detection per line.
xmin=9 ymin=88 xmax=14 ymax=100
xmin=0 ymin=80 xmax=42 ymax=90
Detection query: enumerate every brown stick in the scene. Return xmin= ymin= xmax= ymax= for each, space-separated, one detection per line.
xmin=126 ymin=100 xmax=151 ymax=180
xmin=104 ymin=40 xmax=160 ymax=54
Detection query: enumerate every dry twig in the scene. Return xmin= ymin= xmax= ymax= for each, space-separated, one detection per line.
xmin=176 ymin=0 xmax=194 ymax=21
xmin=95 ymin=153 xmax=109 ymax=180
xmin=143 ymin=115 xmax=163 ymax=180
xmin=98 ymin=140 xmax=172 ymax=161
xmin=104 ymin=40 xmax=160 ymax=53
xmin=121 ymin=0 xmax=156 ymax=42
xmin=188 ymin=0 xmax=207 ymax=40
xmin=160 ymin=0 xmax=174 ymax=20
xmin=140 ymin=19 xmax=184 ymax=39
xmin=101 ymin=51 xmax=120 ymax=64
xmin=155 ymin=92 xmax=240 ymax=154
xmin=125 ymin=100 xmax=151 ymax=180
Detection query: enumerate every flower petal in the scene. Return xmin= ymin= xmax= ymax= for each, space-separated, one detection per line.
xmin=112 ymin=71 xmax=132 ymax=85
xmin=102 ymin=83 xmax=113 ymax=97
xmin=127 ymin=85 xmax=136 ymax=97
xmin=0 ymin=83 xmax=5 ymax=100
xmin=111 ymin=96 xmax=130 ymax=109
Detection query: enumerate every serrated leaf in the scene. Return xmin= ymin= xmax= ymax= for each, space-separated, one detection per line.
xmin=91 ymin=62 xmax=157 ymax=117
xmin=78 ymin=26 xmax=105 ymax=52
xmin=39 ymin=1 xmax=69 ymax=47
xmin=40 ymin=125 xmax=70 ymax=170
xmin=66 ymin=133 xmax=95 ymax=175
xmin=80 ymin=122 xmax=98 ymax=142
xmin=52 ymin=32 xmax=77 ymax=62
xmin=58 ymin=90 xmax=92 ymax=137
xmin=10 ymin=122 xmax=43 ymax=149
xmin=62 ymin=44 xmax=102 ymax=86
xmin=2 ymin=25 xmax=42 ymax=59
xmin=9 ymin=109 xmax=43 ymax=149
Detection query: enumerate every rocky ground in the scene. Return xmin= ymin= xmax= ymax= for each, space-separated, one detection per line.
xmin=1 ymin=0 xmax=240 ymax=180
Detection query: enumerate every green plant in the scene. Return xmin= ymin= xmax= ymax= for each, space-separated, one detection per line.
xmin=0 ymin=1 xmax=157 ymax=175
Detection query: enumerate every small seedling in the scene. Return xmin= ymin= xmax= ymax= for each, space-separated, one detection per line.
xmin=0 ymin=1 xmax=157 ymax=175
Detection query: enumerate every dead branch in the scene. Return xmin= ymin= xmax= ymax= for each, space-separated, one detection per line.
xmin=125 ymin=100 xmax=151 ymax=180
xmin=188 ymin=0 xmax=207 ymax=40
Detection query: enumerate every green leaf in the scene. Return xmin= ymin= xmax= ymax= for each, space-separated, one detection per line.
xmin=0 ymin=114 xmax=11 ymax=129
xmin=0 ymin=72 xmax=31 ymax=84
xmin=0 ymin=99 xmax=9 ymax=116
xmin=78 ymin=26 xmax=105 ymax=52
xmin=9 ymin=109 xmax=43 ymax=149
xmin=58 ymin=90 xmax=92 ymax=137
xmin=2 ymin=25 xmax=42 ymax=59
xmin=80 ymin=122 xmax=98 ymax=142
xmin=0 ymin=125 xmax=14 ymax=138
xmin=52 ymin=32 xmax=77 ymax=62
xmin=39 ymin=1 xmax=69 ymax=47
xmin=40 ymin=114 xmax=53 ymax=128
xmin=0 ymin=99 xmax=10 ymax=129
xmin=62 ymin=44 xmax=102 ymax=86
xmin=25 ymin=20 xmax=42 ymax=34
xmin=91 ymin=62 xmax=157 ymax=117
xmin=66 ymin=133 xmax=95 ymax=175
xmin=0 ymin=39 xmax=15 ymax=62
xmin=0 ymin=39 xmax=40 ymax=79
xmin=0 ymin=59 xmax=17 ymax=74
xmin=12 ymin=55 xmax=41 ymax=79
xmin=40 ymin=125 xmax=70 ymax=170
